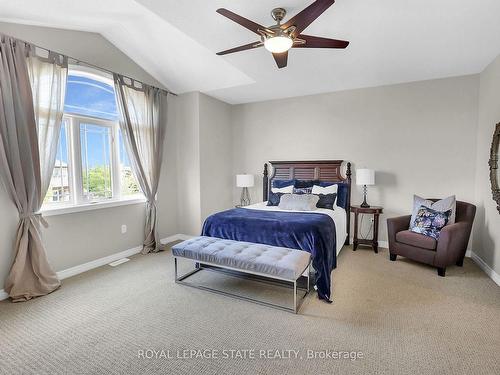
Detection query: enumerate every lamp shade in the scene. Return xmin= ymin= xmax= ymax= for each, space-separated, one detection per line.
xmin=356 ymin=169 xmax=375 ymax=186
xmin=236 ymin=174 xmax=254 ymax=188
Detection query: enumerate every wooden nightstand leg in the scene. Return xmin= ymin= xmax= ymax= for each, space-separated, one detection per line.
xmin=373 ymin=213 xmax=380 ymax=253
xmin=353 ymin=211 xmax=359 ymax=251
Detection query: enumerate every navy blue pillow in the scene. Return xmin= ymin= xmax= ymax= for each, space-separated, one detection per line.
xmin=316 ymin=193 xmax=337 ymax=210
xmin=267 ymin=192 xmax=285 ymax=206
xmin=268 ymin=180 xmax=293 ymax=206
xmin=294 ymin=180 xmax=318 ymax=188
xmin=272 ymin=179 xmax=295 ymax=188
xmin=319 ymin=182 xmax=349 ymax=209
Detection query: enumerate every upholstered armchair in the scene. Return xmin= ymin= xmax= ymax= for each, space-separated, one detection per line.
xmin=387 ymin=200 xmax=476 ymax=276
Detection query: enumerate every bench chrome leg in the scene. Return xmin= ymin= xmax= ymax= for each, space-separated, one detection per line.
xmin=174 ymin=258 xmax=309 ymax=314
xmin=175 ymin=257 xmax=202 ymax=282
xmin=293 ymin=281 xmax=297 ymax=314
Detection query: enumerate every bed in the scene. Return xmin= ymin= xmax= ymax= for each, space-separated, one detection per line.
xmin=202 ymin=160 xmax=352 ymax=302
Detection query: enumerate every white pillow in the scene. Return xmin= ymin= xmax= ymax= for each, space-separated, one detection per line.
xmin=271 ymin=185 xmax=294 ymax=194
xmin=410 ymin=195 xmax=456 ymax=228
xmin=278 ymin=194 xmax=319 ymax=211
xmin=311 ymin=184 xmax=338 ymax=195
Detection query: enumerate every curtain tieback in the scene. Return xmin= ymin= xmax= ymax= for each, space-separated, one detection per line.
xmin=19 ymin=212 xmax=49 ymax=228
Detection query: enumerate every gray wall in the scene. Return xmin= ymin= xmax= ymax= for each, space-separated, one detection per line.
xmin=173 ymin=92 xmax=233 ymax=235
xmin=199 ymin=93 xmax=233 ymax=223
xmin=231 ymin=76 xmax=480 ymax=243
xmin=473 ymin=54 xmax=500 ymax=275
xmin=174 ymin=92 xmax=201 ymax=235
xmin=0 ymin=23 xmax=178 ymax=291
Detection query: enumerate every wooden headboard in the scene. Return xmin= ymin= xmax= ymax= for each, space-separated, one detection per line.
xmin=262 ymin=160 xmax=352 ymax=245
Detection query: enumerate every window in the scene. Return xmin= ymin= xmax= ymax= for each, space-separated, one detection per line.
xmin=43 ymin=68 xmax=141 ymax=209
xmin=44 ymin=121 xmax=71 ymax=204
xmin=80 ymin=122 xmax=113 ymax=200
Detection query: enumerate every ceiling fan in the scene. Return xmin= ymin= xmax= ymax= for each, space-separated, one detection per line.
xmin=216 ymin=0 xmax=349 ymax=69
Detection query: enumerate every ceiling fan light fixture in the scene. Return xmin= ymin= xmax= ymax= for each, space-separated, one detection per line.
xmin=264 ymin=35 xmax=293 ymax=54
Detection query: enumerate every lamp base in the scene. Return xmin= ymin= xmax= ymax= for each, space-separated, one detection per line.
xmin=240 ymin=187 xmax=250 ymax=207
xmin=360 ymin=185 xmax=370 ymax=208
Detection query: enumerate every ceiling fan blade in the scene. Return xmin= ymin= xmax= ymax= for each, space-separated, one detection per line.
xmin=216 ymin=42 xmax=263 ymax=56
xmin=272 ymin=52 xmax=288 ymax=69
xmin=216 ymin=8 xmax=267 ymax=36
xmin=281 ymin=0 xmax=336 ymax=37
xmin=293 ymin=34 xmax=349 ymax=49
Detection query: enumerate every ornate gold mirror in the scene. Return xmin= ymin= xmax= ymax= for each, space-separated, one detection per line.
xmin=490 ymin=122 xmax=500 ymax=213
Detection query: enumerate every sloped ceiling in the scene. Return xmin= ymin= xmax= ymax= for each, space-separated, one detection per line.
xmin=1 ymin=0 xmax=500 ymax=104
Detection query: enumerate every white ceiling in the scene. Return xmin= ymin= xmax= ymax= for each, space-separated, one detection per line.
xmin=1 ymin=0 xmax=500 ymax=104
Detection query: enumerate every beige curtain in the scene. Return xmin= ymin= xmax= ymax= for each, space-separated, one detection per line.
xmin=0 ymin=36 xmax=67 ymax=301
xmin=113 ymin=74 xmax=167 ymax=254
xmin=27 ymin=48 xmax=68 ymax=195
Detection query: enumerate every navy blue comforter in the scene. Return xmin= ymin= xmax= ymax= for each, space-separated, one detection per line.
xmin=201 ymin=208 xmax=337 ymax=301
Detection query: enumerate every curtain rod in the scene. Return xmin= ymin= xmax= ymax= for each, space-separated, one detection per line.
xmin=1 ymin=32 xmax=177 ymax=96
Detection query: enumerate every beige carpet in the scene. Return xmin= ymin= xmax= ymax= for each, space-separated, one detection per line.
xmin=1 ymin=243 xmax=499 ymax=375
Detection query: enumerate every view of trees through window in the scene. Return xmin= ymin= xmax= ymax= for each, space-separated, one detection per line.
xmin=80 ymin=123 xmax=113 ymax=200
xmin=44 ymin=71 xmax=140 ymax=205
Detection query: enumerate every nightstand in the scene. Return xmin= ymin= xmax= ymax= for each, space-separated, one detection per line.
xmin=350 ymin=205 xmax=383 ymax=253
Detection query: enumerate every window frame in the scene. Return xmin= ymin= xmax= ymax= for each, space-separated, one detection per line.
xmin=69 ymin=113 xmax=120 ymax=204
xmin=41 ymin=67 xmax=144 ymax=215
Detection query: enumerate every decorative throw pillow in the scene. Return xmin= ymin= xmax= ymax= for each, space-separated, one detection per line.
xmin=318 ymin=182 xmax=348 ymax=209
xmin=316 ymin=193 xmax=337 ymax=210
xmin=311 ymin=184 xmax=338 ymax=209
xmin=312 ymin=184 xmax=338 ymax=196
xmin=268 ymin=180 xmax=294 ymax=206
xmin=410 ymin=205 xmax=451 ymax=239
xmin=409 ymin=195 xmax=456 ymax=228
xmin=272 ymin=179 xmax=295 ymax=189
xmin=278 ymin=194 xmax=319 ymax=211
xmin=294 ymin=180 xmax=318 ymax=189
xmin=267 ymin=192 xmax=285 ymax=206
xmin=293 ymin=187 xmax=313 ymax=195
xmin=271 ymin=185 xmax=294 ymax=194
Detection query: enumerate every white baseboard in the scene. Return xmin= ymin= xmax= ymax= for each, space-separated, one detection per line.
xmin=57 ymin=233 xmax=193 ymax=283
xmin=161 ymin=233 xmax=193 ymax=245
xmin=470 ymin=251 xmax=500 ymax=286
xmin=348 ymin=237 xmax=388 ymax=249
xmin=378 ymin=240 xmax=389 ymax=249
xmin=56 ymin=246 xmax=142 ymax=280
xmin=0 ymin=289 xmax=8 ymax=300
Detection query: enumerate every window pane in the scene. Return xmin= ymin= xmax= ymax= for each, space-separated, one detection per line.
xmin=44 ymin=122 xmax=71 ymax=203
xmin=80 ymin=123 xmax=113 ymax=201
xmin=118 ymin=131 xmax=140 ymax=196
xmin=65 ymin=75 xmax=118 ymax=121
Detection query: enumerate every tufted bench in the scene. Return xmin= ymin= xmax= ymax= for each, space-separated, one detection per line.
xmin=172 ymin=236 xmax=311 ymax=313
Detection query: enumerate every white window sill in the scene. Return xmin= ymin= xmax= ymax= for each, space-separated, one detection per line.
xmin=41 ymin=196 xmax=147 ymax=217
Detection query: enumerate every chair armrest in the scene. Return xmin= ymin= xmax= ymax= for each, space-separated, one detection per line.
xmin=435 ymin=222 xmax=470 ymax=265
xmin=387 ymin=215 xmax=411 ymax=249
xmin=387 ymin=215 xmax=411 ymax=235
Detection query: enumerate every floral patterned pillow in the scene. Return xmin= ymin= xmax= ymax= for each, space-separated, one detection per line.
xmin=410 ymin=205 xmax=451 ymax=239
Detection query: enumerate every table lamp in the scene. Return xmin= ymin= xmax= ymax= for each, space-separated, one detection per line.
xmin=356 ymin=169 xmax=375 ymax=208
xmin=236 ymin=174 xmax=254 ymax=206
